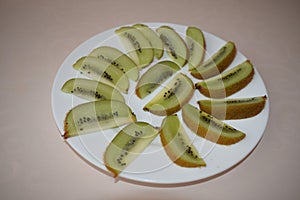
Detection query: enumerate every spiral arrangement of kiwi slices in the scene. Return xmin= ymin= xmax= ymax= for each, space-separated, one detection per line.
xmin=60 ymin=23 xmax=267 ymax=177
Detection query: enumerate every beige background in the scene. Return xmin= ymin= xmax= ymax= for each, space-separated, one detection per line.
xmin=0 ymin=0 xmax=299 ymax=199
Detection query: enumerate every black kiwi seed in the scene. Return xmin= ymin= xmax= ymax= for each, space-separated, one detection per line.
xmin=112 ymin=61 xmax=119 ymax=67
xmin=103 ymin=71 xmax=113 ymax=81
xmin=124 ymin=32 xmax=142 ymax=53
xmin=219 ymin=68 xmax=242 ymax=81
xmin=160 ymin=35 xmax=177 ymax=59
xmin=156 ymin=71 xmax=173 ymax=84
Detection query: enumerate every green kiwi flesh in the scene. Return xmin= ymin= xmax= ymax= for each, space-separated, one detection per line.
xmin=135 ymin=61 xmax=180 ymax=99
xmin=73 ymin=56 xmax=130 ymax=94
xmin=156 ymin=26 xmax=189 ymax=67
xmin=143 ymin=73 xmax=194 ymax=116
xmin=198 ymin=95 xmax=267 ymax=120
xmin=104 ymin=122 xmax=159 ymax=177
xmin=64 ymin=100 xmax=136 ymax=139
xmin=195 ymin=60 xmax=254 ymax=98
xmin=191 ymin=41 xmax=236 ymax=79
xmin=182 ymin=104 xmax=246 ymax=145
xmin=133 ymin=24 xmax=164 ymax=59
xmin=186 ymin=26 xmax=206 ymax=70
xmin=115 ymin=26 xmax=154 ymax=68
xmin=61 ymin=78 xmax=124 ymax=102
xmin=160 ymin=115 xmax=206 ymax=167
xmin=88 ymin=46 xmax=139 ymax=81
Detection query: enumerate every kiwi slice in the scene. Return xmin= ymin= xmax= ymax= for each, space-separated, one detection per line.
xmin=186 ymin=26 xmax=206 ymax=70
xmin=64 ymin=100 xmax=136 ymax=139
xmin=160 ymin=115 xmax=206 ymax=168
xmin=88 ymin=46 xmax=139 ymax=81
xmin=191 ymin=41 xmax=236 ymax=79
xmin=135 ymin=61 xmax=180 ymax=99
xmin=61 ymin=78 xmax=124 ymax=102
xmin=133 ymin=24 xmax=164 ymax=59
xmin=195 ymin=60 xmax=254 ymax=98
xmin=156 ymin=26 xmax=189 ymax=67
xmin=182 ymin=104 xmax=246 ymax=145
xmin=143 ymin=73 xmax=194 ymax=116
xmin=104 ymin=122 xmax=159 ymax=177
xmin=198 ymin=95 xmax=267 ymax=120
xmin=73 ymin=56 xmax=130 ymax=94
xmin=115 ymin=26 xmax=154 ymax=68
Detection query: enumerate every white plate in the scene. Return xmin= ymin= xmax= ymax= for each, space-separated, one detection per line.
xmin=51 ymin=22 xmax=269 ymax=186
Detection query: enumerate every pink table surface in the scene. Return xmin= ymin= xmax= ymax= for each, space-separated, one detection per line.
xmin=0 ymin=0 xmax=299 ymax=199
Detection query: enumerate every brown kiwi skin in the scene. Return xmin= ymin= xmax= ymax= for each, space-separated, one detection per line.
xmin=103 ymin=154 xmax=119 ymax=178
xmin=191 ymin=42 xmax=236 ymax=80
xmin=196 ymin=64 xmax=254 ymax=98
xmin=159 ymin=120 xmax=206 ymax=168
xmin=198 ymin=95 xmax=267 ymax=120
xmin=182 ymin=108 xmax=245 ymax=145
xmin=63 ymin=110 xmax=74 ymax=139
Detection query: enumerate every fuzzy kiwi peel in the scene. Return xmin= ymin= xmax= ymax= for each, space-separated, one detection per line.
xmin=61 ymin=78 xmax=125 ymax=102
xmin=88 ymin=46 xmax=139 ymax=81
xmin=198 ymin=95 xmax=267 ymax=120
xmin=104 ymin=122 xmax=159 ymax=177
xmin=182 ymin=104 xmax=246 ymax=145
xmin=135 ymin=60 xmax=180 ymax=99
xmin=186 ymin=26 xmax=206 ymax=70
xmin=143 ymin=73 xmax=194 ymax=116
xmin=115 ymin=26 xmax=154 ymax=68
xmin=133 ymin=24 xmax=164 ymax=59
xmin=157 ymin=26 xmax=189 ymax=67
xmin=63 ymin=100 xmax=136 ymax=139
xmin=73 ymin=56 xmax=130 ymax=94
xmin=191 ymin=41 xmax=236 ymax=79
xmin=195 ymin=60 xmax=254 ymax=98
xmin=160 ymin=115 xmax=206 ymax=168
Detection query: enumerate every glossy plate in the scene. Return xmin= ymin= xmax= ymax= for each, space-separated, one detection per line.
xmin=51 ymin=22 xmax=269 ymax=186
